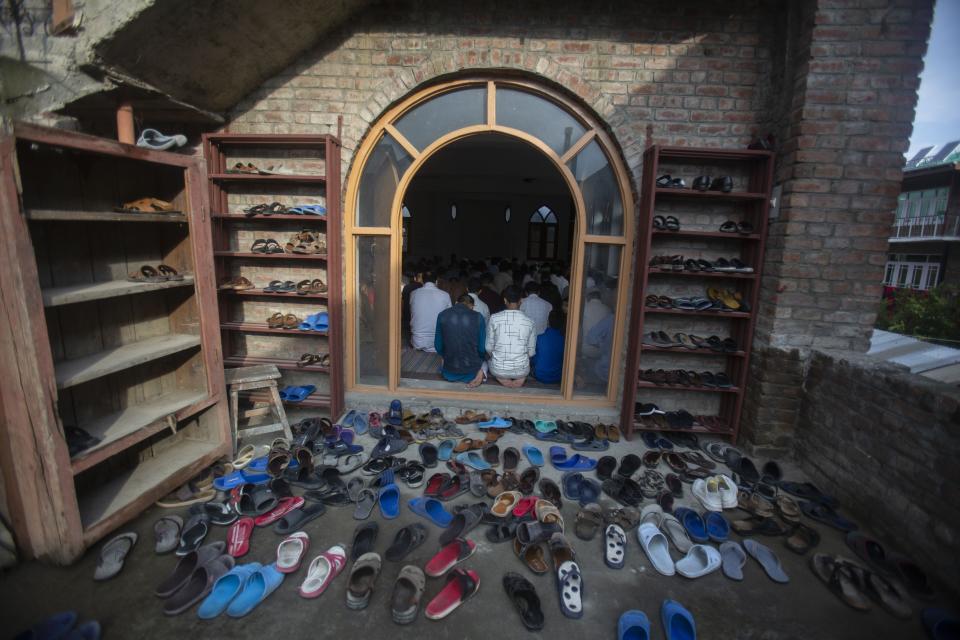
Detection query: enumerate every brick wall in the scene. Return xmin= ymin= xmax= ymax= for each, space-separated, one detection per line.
xmin=225 ymin=0 xmax=933 ymax=446
xmin=796 ymin=348 xmax=960 ymax=596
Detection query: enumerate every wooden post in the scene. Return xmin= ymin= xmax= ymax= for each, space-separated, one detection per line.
xmin=116 ymin=103 xmax=135 ymax=145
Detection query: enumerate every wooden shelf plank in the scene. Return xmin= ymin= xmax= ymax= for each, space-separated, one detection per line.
xmin=221 ymin=322 xmax=328 ymax=336
xmin=224 ymin=354 xmax=330 ymax=373
xmin=55 ymin=334 xmax=202 ymax=390
xmin=214 ymin=251 xmax=328 ymax=260
xmin=209 ymin=173 xmax=326 ymax=184
xmin=70 ymin=390 xmax=209 ymax=474
xmin=652 ymin=230 xmax=760 ymax=240
xmin=26 ymin=208 xmax=187 ymax=223
xmin=637 ymin=380 xmax=740 ymax=394
xmin=219 ymin=289 xmax=328 ymax=301
xmin=205 ymin=134 xmax=338 ymax=146
xmin=652 ymin=145 xmax=774 ymax=162
xmin=644 ymin=307 xmax=752 ymax=319
xmin=631 ymin=421 xmax=734 ymax=435
xmin=78 ymin=438 xmax=220 ymax=532
xmin=640 ymin=344 xmax=745 ymax=357
xmin=212 ymin=214 xmax=328 ymax=222
xmin=654 ymin=188 xmax=767 ymax=202
xmin=248 ymin=390 xmax=331 ymax=408
xmin=648 ymin=269 xmax=756 ymax=280
xmin=42 ymin=276 xmax=194 ymax=307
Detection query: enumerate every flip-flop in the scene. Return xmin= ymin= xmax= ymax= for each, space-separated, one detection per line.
xmin=385 ymin=523 xmax=429 ymax=562
xmin=810 ymin=554 xmax=871 ymax=611
xmin=720 ymin=540 xmax=747 ymax=581
xmin=353 ymin=488 xmax=378 ymax=520
xmin=299 ymin=545 xmax=348 ymax=598
xmin=618 ymin=610 xmax=651 ymax=640
xmin=800 ymin=501 xmax=858 ymax=532
xmin=522 ymin=444 xmax=544 ymax=467
xmin=572 ymin=438 xmax=610 ymax=452
xmin=154 ymin=515 xmax=183 ymax=554
xmin=93 ymin=531 xmax=137 ymax=581
xmin=503 ymin=572 xmax=544 ymax=631
xmin=604 ymin=524 xmax=627 ymax=569
xmin=424 ymin=568 xmax=480 ymax=620
xmin=379 ymin=470 xmax=401 ymax=519
xmin=550 ymin=533 xmax=583 ymax=619
xmin=198 ymin=562 xmax=262 ymax=618
xmin=176 ymin=515 xmax=209 ymax=557
xmin=425 ymin=538 xmax=477 ymax=577
xmin=274 ymin=502 xmax=326 ymax=535
xmin=549 ymin=446 xmax=597 ymax=471
xmin=744 ymin=539 xmax=789 ymax=583
xmin=408 ymin=497 xmax=453 ymax=527
xmin=226 ymin=564 xmax=285 ymax=617
xmin=227 ymin=517 xmax=255 ymax=557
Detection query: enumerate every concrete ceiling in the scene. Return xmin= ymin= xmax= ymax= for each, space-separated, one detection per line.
xmin=88 ymin=0 xmax=374 ymax=114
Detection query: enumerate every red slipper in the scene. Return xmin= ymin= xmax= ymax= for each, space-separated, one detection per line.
xmin=424 ymin=568 xmax=480 ymax=619
xmin=425 ymin=538 xmax=476 ymax=577
xmin=424 ymin=473 xmax=450 ymax=498
xmin=227 ymin=517 xmax=255 ymax=557
xmin=254 ymin=496 xmax=304 ymax=527
xmin=438 ymin=475 xmax=467 ymax=501
xmin=512 ymin=496 xmax=538 ymax=518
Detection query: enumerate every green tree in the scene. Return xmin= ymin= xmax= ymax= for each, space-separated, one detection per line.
xmin=876 ymin=285 xmax=960 ymax=345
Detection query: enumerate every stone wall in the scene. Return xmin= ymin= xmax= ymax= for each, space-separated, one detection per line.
xmin=796 ymin=348 xmax=960 ymax=595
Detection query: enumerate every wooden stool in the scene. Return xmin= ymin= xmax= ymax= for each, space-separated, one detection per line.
xmin=224 ymin=364 xmax=292 ymax=453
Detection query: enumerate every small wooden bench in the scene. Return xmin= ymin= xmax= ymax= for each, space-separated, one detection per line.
xmin=224 ymin=364 xmax=292 ymax=452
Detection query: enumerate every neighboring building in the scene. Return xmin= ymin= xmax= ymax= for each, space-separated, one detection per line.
xmin=885 ymin=142 xmax=960 ymax=291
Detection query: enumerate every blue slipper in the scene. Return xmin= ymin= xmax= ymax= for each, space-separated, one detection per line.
xmin=226 ymin=564 xmax=284 ymax=618
xmin=386 ymin=399 xmax=403 ymax=426
xmin=619 ymin=609 xmax=651 ymax=640
xmin=561 ymin=472 xmax=585 ymax=501
xmin=705 ymin=512 xmax=729 ymax=542
xmin=535 ymin=420 xmax=557 ymax=433
xmin=522 ymin=445 xmax=544 ymax=467
xmin=297 ymin=313 xmax=319 ymax=331
xmin=340 ymin=409 xmax=358 ymax=427
xmin=65 ymin=620 xmax=100 ymax=640
xmin=408 ymin=497 xmax=453 ymax=527
xmin=550 ymin=446 xmax=597 ymax=471
xmin=674 ymin=508 xmax=708 ymax=544
xmin=283 ymin=385 xmax=316 ymax=403
xmin=535 ymin=430 xmax=575 ymax=443
xmin=198 ymin=562 xmax=262 ymax=619
xmin=379 ymin=470 xmax=401 ymax=519
xmin=661 ymin=599 xmax=696 ymax=640
xmin=213 ymin=470 xmax=270 ymax=491
xmin=438 ymin=439 xmax=455 ymax=461
xmin=642 ymin=432 xmax=673 ymax=450
xmin=352 ymin=412 xmax=369 ymax=435
xmin=288 ymin=204 xmax=326 ymax=216
xmin=456 ymin=451 xmax=491 ymax=471
xmin=15 ymin=611 xmax=77 ymax=640
xmin=477 ymin=416 xmax=510 ymax=429
xmin=922 ymin=608 xmax=960 ymax=640
xmin=247 ymin=456 xmax=268 ymax=472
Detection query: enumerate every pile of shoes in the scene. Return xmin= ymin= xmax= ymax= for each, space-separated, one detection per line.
xmin=639 ymin=369 xmax=734 ymax=389
xmin=649 ymin=255 xmax=754 ymax=273
xmin=642 ymin=331 xmax=738 ymax=352
xmin=644 ymin=286 xmax=751 ymax=312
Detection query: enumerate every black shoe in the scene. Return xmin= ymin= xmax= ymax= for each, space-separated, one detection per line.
xmin=710 ymin=176 xmax=733 ymax=192
xmin=692 ymin=175 xmax=712 ymax=191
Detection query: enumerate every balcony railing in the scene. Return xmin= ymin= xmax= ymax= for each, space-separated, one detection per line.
xmin=890 ymin=215 xmax=960 ymax=241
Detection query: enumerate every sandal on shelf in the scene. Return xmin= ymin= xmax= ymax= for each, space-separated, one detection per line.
xmin=127 ymin=265 xmax=166 ymax=283
xmin=118 ymin=197 xmax=177 ymax=213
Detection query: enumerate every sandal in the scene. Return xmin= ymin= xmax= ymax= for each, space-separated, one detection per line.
xmin=127 ymin=265 xmax=166 ymax=283
xmin=157 ymin=264 xmax=184 ymax=281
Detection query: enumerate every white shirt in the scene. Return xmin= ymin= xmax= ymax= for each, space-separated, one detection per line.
xmin=468 ymin=292 xmax=490 ymax=323
xmin=550 ymin=274 xmax=569 ymax=293
xmin=410 ymin=282 xmax=451 ymax=351
xmin=493 ymin=271 xmax=513 ymax=293
xmin=580 ymin=297 xmax=612 ymax=357
xmin=486 ymin=309 xmax=537 ymax=378
xmin=520 ymin=293 xmax=553 ymax=336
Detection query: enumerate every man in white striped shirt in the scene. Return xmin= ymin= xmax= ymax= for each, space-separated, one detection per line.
xmin=485 ymin=285 xmax=537 ymax=388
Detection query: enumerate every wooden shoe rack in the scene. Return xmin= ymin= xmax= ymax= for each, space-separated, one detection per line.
xmin=0 ymin=121 xmax=230 ymax=563
xmin=620 ymin=145 xmax=774 ymax=441
xmin=203 ymin=128 xmax=343 ymax=419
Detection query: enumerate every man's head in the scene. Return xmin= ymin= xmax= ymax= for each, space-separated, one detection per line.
xmin=467 ymin=277 xmax=482 ymax=293
xmin=549 ymin=309 xmax=565 ymax=332
xmin=502 ymin=285 xmax=522 ymax=309
xmin=457 ymin=293 xmax=474 ymax=308
xmin=524 ymin=281 xmax=540 ymax=297
xmin=422 ymin=270 xmax=437 ymax=284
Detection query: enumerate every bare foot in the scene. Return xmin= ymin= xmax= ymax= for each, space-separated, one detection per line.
xmin=465 ymin=370 xmax=484 ymax=388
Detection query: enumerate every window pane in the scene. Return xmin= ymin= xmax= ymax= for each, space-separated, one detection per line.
xmin=356 ymin=236 xmax=391 ymax=386
xmin=394 ymin=87 xmax=486 ymax=151
xmin=357 ymin=133 xmax=412 ymax=226
xmin=574 ymin=244 xmax=621 ymax=396
xmin=569 ymin=140 xmax=624 ymax=235
xmin=496 ymin=88 xmax=587 ymax=155
xmin=529 ymin=211 xmax=543 ymax=223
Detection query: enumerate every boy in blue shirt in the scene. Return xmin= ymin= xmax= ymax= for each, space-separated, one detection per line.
xmin=531 ymin=309 xmax=565 ymax=384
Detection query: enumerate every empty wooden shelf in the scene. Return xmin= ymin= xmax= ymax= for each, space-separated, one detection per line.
xmin=42 ymin=276 xmax=196 ymax=307
xmin=54 ymin=333 xmax=202 ymax=389
xmin=26 ymin=208 xmax=187 ymax=223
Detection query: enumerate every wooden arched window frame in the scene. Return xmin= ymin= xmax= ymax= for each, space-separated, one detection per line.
xmin=344 ymin=76 xmax=634 ymax=404
xmin=528 ymin=205 xmax=559 ymax=260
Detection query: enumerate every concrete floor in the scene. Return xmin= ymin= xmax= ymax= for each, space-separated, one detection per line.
xmin=1 ymin=428 xmax=945 ymax=639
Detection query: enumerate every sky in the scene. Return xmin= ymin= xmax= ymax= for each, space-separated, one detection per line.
xmin=907 ymin=0 xmax=960 ymax=158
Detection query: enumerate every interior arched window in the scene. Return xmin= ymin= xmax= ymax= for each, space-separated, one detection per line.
xmin=528 ymin=205 xmax=558 ymax=259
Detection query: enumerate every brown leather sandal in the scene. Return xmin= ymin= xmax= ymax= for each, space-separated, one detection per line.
xmin=282 ymin=313 xmax=299 ymax=329
xmin=267 ymin=313 xmax=284 ymax=328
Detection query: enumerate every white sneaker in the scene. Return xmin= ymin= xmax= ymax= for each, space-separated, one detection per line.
xmin=716 ymin=474 xmax=738 ymax=509
xmin=692 ymin=478 xmax=723 ymax=512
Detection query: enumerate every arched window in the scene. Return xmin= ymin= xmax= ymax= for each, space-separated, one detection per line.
xmin=528 ymin=205 xmax=558 ymax=259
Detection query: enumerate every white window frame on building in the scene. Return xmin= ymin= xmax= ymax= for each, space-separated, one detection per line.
xmin=883 ymin=253 xmax=941 ymax=291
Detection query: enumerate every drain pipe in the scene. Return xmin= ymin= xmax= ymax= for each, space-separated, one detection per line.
xmin=116 ymin=102 xmax=135 ymax=144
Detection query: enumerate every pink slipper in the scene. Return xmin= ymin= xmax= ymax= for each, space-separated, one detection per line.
xmin=425 ymin=538 xmax=476 ymax=578
xmin=512 ymin=496 xmax=539 ymax=518
xmin=254 ymin=496 xmax=304 ymax=527
xmin=276 ymin=531 xmax=310 ymax=574
xmin=227 ymin=517 xmax=255 ymax=557
xmin=424 ymin=568 xmax=480 ymax=619
xmin=299 ymin=544 xmax=348 ymax=598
